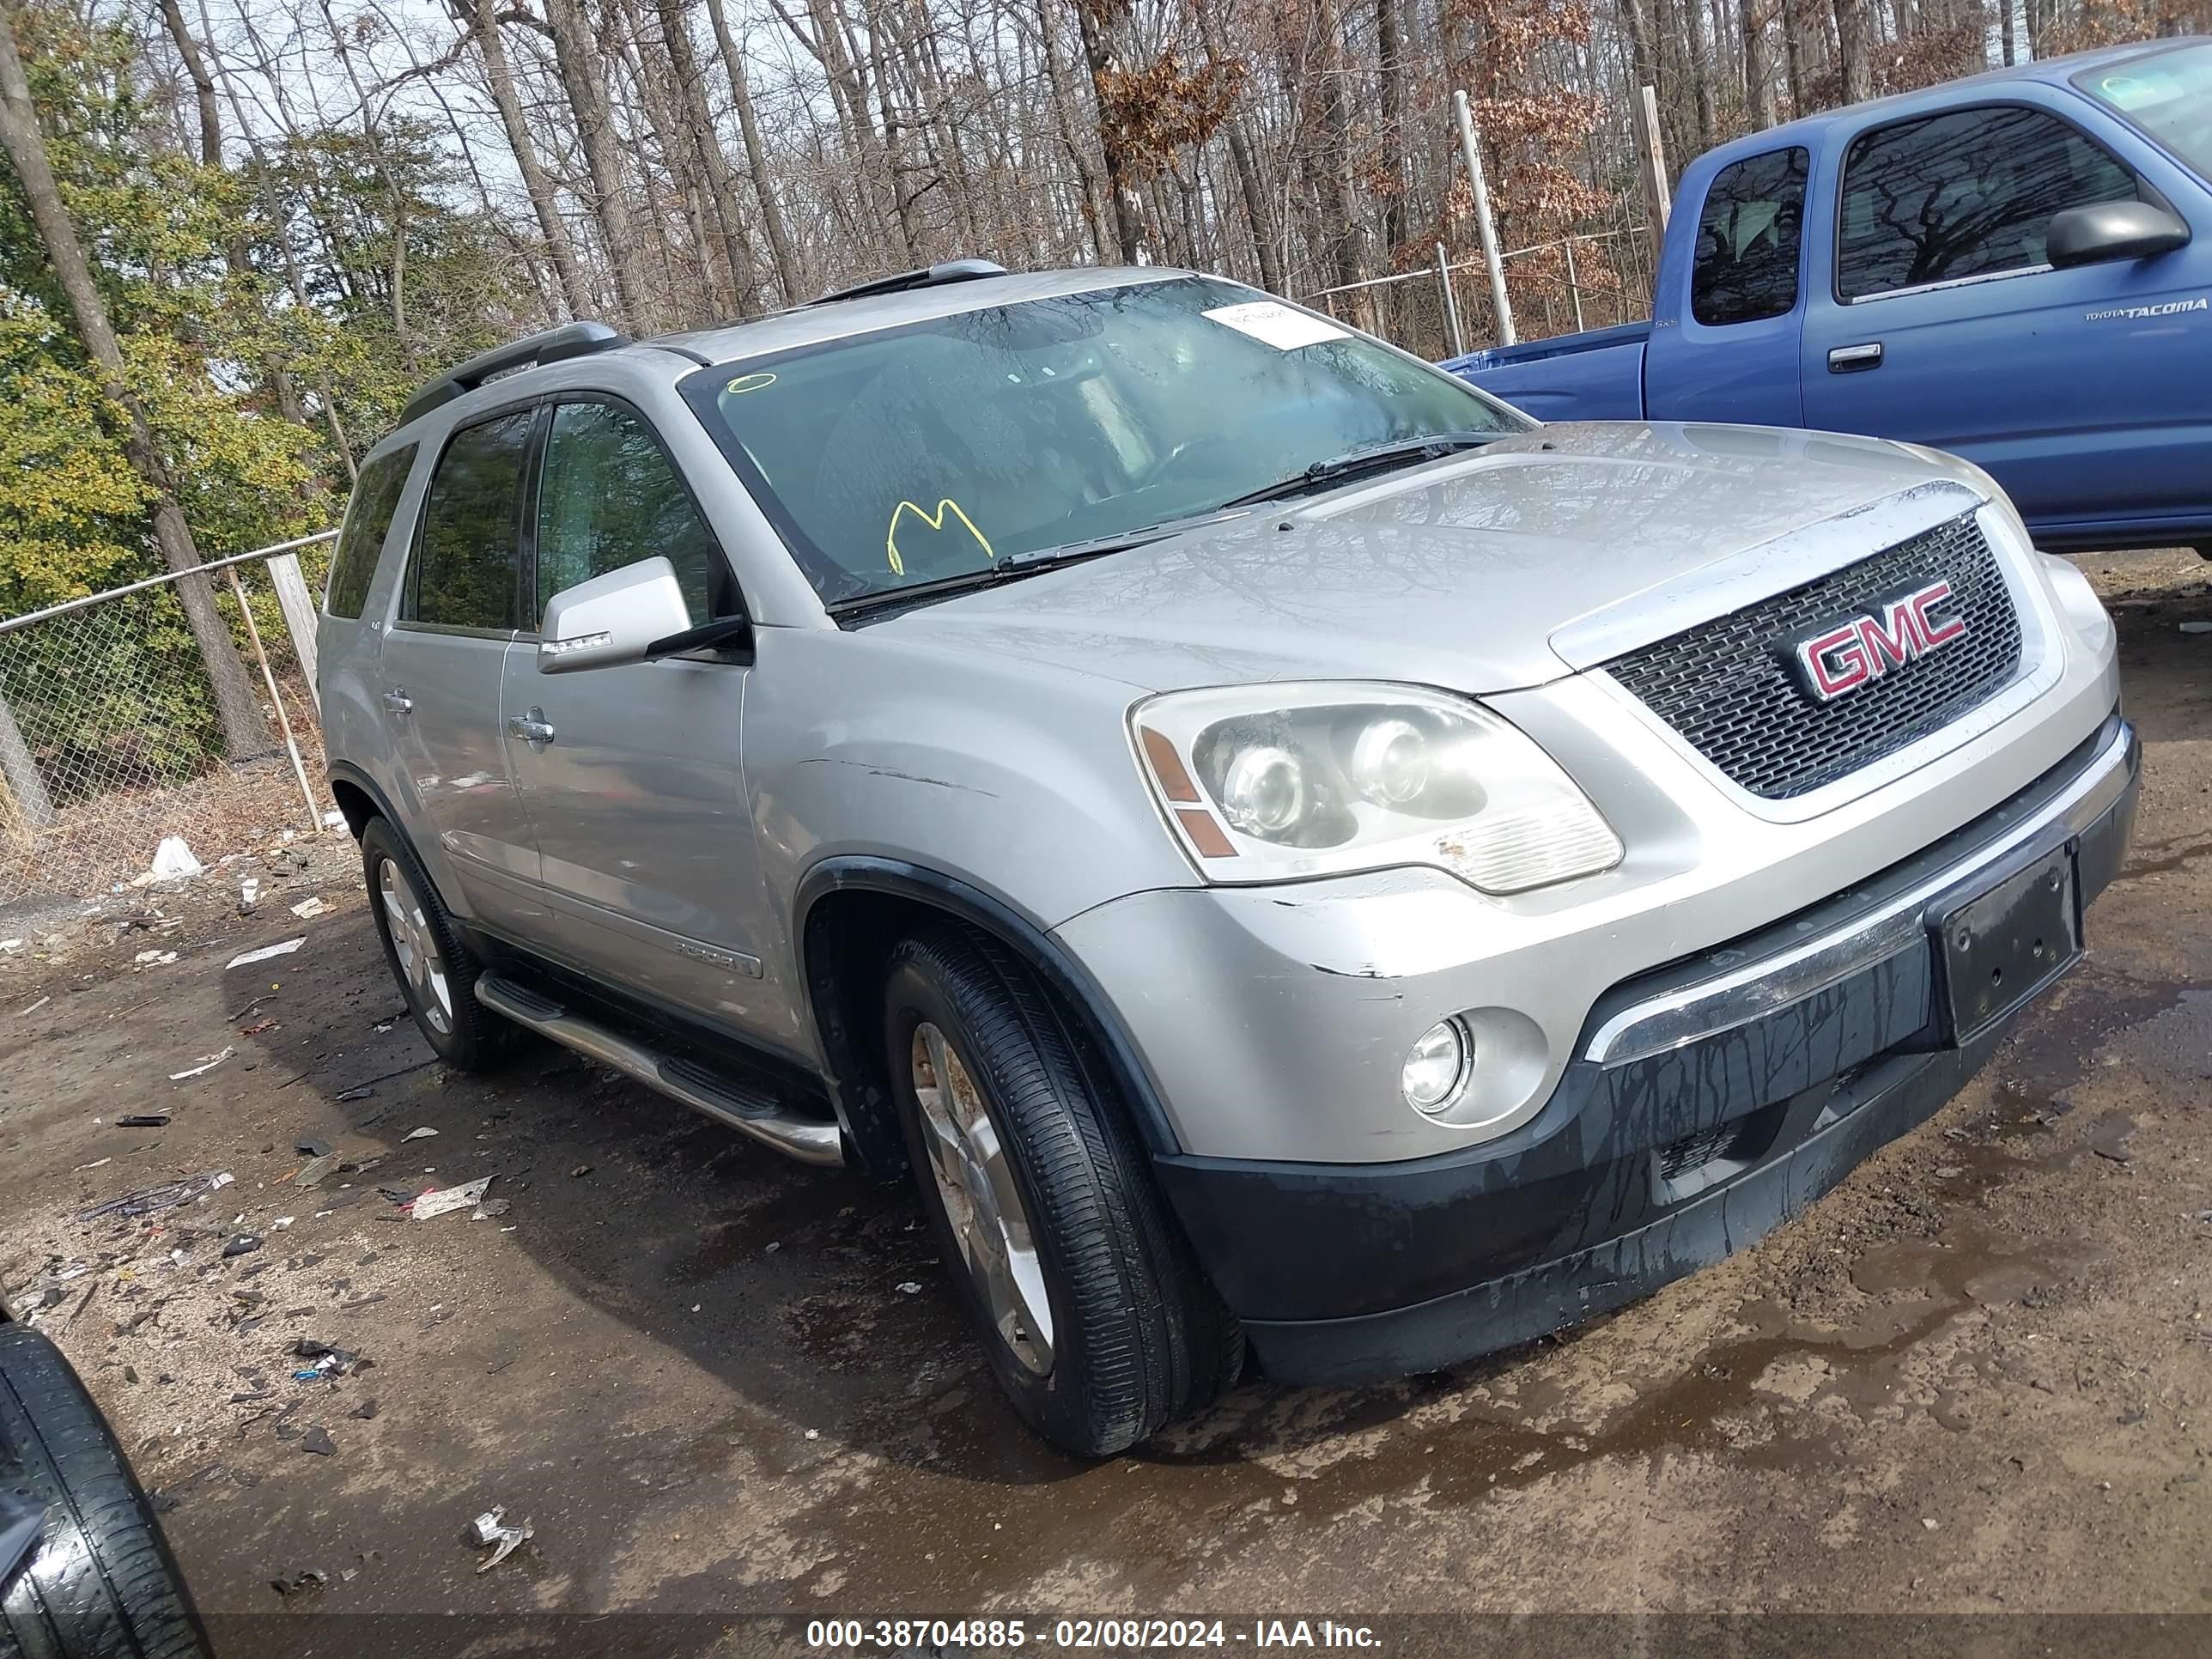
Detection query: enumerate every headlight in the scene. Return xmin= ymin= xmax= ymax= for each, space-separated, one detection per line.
xmin=1132 ymin=683 xmax=1623 ymax=892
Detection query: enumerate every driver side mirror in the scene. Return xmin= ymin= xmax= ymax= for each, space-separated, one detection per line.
xmin=538 ymin=556 xmax=692 ymax=674
xmin=2045 ymin=199 xmax=2191 ymax=269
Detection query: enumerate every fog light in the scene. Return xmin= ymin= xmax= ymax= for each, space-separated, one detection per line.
xmin=1401 ymin=1018 xmax=1471 ymax=1115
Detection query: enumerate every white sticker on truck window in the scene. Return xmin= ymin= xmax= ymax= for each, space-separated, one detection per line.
xmin=1202 ymin=301 xmax=1349 ymax=351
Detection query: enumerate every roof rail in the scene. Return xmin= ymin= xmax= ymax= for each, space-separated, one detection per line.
xmin=397 ymin=320 xmax=629 ymax=427
xmin=805 ymin=258 xmax=1009 ymax=307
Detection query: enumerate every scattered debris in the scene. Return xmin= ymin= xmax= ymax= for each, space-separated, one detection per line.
xmin=76 ymin=1170 xmax=233 ymax=1223
xmin=413 ymin=1176 xmax=494 ymax=1220
xmin=896 ymin=1281 xmax=923 ymax=1295
xmin=222 ymin=1235 xmax=263 ymax=1259
xmin=116 ymin=1114 xmax=172 ymax=1129
xmin=227 ymin=938 xmax=305 ymax=969
xmin=291 ymin=1339 xmax=368 ymax=1377
xmin=239 ymin=878 xmax=260 ymax=914
xmin=2091 ymin=1113 xmax=2137 ymax=1164
xmin=298 ymin=1425 xmax=337 ymax=1456
xmin=169 ymin=1047 xmax=234 ymax=1081
xmin=17 ymin=996 xmax=49 ymax=1018
xmin=240 ymin=1018 xmax=280 ymax=1036
xmin=349 ymin=1398 xmax=380 ymax=1420
xmin=402 ymin=1127 xmax=439 ymax=1143
xmin=290 ymin=896 xmax=328 ymax=919
xmin=335 ymin=1086 xmax=375 ymax=1103
xmin=472 ymin=1198 xmax=512 ymax=1220
xmin=134 ymin=951 xmax=178 ymax=967
xmin=149 ymin=836 xmax=204 ymax=881
xmin=569 ymin=1164 xmax=592 ymax=1178
xmin=466 ymin=1507 xmax=534 ymax=1574
xmin=2179 ymin=620 xmax=2212 ymax=635
xmin=296 ymin=1136 xmax=332 ymax=1158
xmin=294 ymin=1154 xmax=338 ymax=1188
xmin=270 ymin=1570 xmax=327 ymax=1598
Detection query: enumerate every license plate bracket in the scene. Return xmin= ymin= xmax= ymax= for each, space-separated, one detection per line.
xmin=1929 ymin=843 xmax=2081 ymax=1044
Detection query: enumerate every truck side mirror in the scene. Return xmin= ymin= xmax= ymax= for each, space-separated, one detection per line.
xmin=538 ymin=556 xmax=693 ymax=674
xmin=2045 ymin=199 xmax=2191 ymax=269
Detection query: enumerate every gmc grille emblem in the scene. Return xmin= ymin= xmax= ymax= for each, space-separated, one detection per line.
xmin=1785 ymin=580 xmax=1967 ymax=703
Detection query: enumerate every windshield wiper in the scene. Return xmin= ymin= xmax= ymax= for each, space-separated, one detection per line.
xmin=827 ymin=508 xmax=1251 ymax=618
xmin=1218 ymin=432 xmax=1502 ymax=508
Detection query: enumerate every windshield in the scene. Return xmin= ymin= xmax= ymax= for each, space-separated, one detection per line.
xmin=681 ymin=276 xmax=1532 ymax=605
xmin=2075 ymin=43 xmax=2212 ymax=181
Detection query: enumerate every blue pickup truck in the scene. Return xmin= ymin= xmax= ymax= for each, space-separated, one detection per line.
xmin=1449 ymin=38 xmax=2212 ymax=555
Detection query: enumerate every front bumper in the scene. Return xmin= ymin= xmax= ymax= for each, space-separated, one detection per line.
xmin=1151 ymin=716 xmax=2139 ymax=1385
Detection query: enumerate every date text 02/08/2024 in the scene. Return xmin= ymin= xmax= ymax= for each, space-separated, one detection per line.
xmin=804 ymin=1618 xmax=1383 ymax=1650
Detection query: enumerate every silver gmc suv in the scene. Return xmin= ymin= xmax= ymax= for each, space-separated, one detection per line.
xmin=319 ymin=263 xmax=2136 ymax=1455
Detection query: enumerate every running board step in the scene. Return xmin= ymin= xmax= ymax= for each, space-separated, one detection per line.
xmin=474 ymin=975 xmax=844 ymax=1168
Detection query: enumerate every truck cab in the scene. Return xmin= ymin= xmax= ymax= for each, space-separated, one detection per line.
xmin=1454 ymin=39 xmax=2212 ymax=555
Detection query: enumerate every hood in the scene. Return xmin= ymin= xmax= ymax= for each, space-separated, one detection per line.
xmin=873 ymin=422 xmax=1984 ymax=696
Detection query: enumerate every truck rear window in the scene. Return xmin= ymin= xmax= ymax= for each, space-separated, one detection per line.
xmin=1691 ymin=147 xmax=1808 ymax=327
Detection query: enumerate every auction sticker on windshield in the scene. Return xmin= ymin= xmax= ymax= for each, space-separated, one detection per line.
xmin=1202 ymin=300 xmax=1349 ymax=350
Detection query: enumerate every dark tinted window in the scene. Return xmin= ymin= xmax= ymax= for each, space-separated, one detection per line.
xmin=534 ymin=402 xmax=727 ymax=625
xmin=1692 ymin=148 xmax=1808 ymax=325
xmin=325 ymin=444 xmax=416 ymax=618
xmin=406 ymin=411 xmax=532 ymax=631
xmin=1838 ymin=107 xmax=2139 ymax=300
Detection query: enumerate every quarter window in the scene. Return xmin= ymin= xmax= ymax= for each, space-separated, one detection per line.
xmin=1691 ymin=148 xmax=1808 ymax=326
xmin=325 ymin=443 xmax=416 ymax=618
xmin=533 ymin=401 xmax=728 ymax=626
xmin=405 ymin=411 xmax=532 ymax=631
xmin=1838 ymin=106 xmax=2140 ymax=300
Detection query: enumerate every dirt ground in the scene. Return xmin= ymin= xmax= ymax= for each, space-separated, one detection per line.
xmin=2 ymin=552 xmax=2208 ymax=1656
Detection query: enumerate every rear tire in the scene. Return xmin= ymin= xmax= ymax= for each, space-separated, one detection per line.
xmin=0 ymin=1322 xmax=211 ymax=1659
xmin=360 ymin=816 xmax=516 ymax=1072
xmin=881 ymin=925 xmax=1242 ymax=1457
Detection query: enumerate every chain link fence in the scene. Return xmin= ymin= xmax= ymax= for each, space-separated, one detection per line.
xmin=0 ymin=532 xmax=338 ymax=911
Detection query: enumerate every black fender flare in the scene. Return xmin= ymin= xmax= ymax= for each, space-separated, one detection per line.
xmin=793 ymin=857 xmax=1182 ymax=1177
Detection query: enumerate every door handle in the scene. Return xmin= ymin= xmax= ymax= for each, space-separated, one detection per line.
xmin=381 ymin=690 xmax=413 ymax=716
xmin=507 ymin=708 xmax=556 ymax=745
xmin=1828 ymin=341 xmax=1884 ymax=373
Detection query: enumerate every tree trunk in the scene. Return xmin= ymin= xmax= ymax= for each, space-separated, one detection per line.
xmin=0 ymin=686 xmax=55 ymax=832
xmin=1191 ymin=0 xmax=1278 ymax=291
xmin=0 ymin=6 xmax=273 ymax=763
xmin=540 ymin=0 xmax=658 ymax=328
xmin=2000 ymin=0 xmax=2016 ymax=66
xmin=1832 ymin=0 xmax=1872 ymax=102
xmin=655 ymin=0 xmax=763 ymax=315
xmin=1781 ymin=0 xmax=1808 ymax=112
xmin=702 ymin=0 xmax=797 ymax=304
xmin=1069 ymin=0 xmax=1145 ymax=264
xmin=454 ymin=0 xmax=596 ymax=320
xmin=156 ymin=0 xmax=306 ymax=428
xmin=1744 ymin=0 xmax=1779 ymax=129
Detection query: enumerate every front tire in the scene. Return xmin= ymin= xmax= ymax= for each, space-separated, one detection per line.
xmin=360 ymin=817 xmax=515 ymax=1072
xmin=0 ymin=1322 xmax=212 ymax=1659
xmin=881 ymin=926 xmax=1241 ymax=1456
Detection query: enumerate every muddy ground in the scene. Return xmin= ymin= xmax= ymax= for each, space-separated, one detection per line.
xmin=2 ymin=552 xmax=2208 ymax=1656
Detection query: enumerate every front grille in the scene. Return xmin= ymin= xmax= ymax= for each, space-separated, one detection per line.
xmin=1605 ymin=514 xmax=2024 ymax=800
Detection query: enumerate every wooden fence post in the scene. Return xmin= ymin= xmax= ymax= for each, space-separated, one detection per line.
xmin=265 ymin=551 xmax=321 ymax=715
xmin=1635 ymin=84 xmax=1673 ymax=234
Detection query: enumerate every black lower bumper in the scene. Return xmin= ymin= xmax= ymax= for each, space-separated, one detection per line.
xmin=1156 ymin=717 xmax=2140 ymax=1387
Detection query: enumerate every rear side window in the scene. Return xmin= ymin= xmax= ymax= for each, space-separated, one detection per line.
xmin=1838 ymin=106 xmax=2139 ymax=300
xmin=1691 ymin=148 xmax=1808 ymax=325
xmin=324 ymin=444 xmax=415 ymax=618
xmin=533 ymin=401 xmax=729 ymax=626
xmin=404 ymin=410 xmax=533 ymax=631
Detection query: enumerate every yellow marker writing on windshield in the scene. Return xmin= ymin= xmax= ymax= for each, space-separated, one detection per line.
xmin=886 ymin=498 xmax=994 ymax=577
